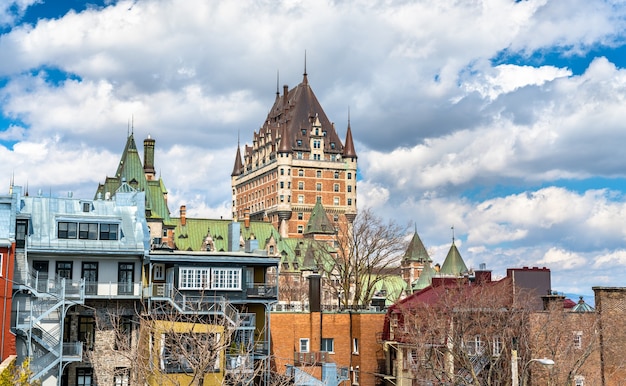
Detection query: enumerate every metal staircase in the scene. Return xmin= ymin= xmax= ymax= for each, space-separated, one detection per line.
xmin=15 ymin=275 xmax=85 ymax=381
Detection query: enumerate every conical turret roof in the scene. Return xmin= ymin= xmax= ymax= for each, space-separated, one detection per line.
xmin=303 ymin=200 xmax=336 ymax=235
xmin=413 ymin=263 xmax=435 ymax=291
xmin=439 ymin=242 xmax=468 ymax=276
xmin=403 ymin=230 xmax=431 ymax=263
xmin=231 ymin=145 xmax=243 ymax=176
xmin=343 ymin=121 xmax=357 ymax=159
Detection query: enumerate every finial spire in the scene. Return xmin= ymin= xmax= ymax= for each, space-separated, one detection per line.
xmin=303 ymin=50 xmax=308 ymax=84
xmin=451 ymin=226 xmax=455 ymax=244
xmin=276 ymin=70 xmax=280 ymax=97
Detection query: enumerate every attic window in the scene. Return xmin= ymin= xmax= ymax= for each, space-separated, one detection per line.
xmin=282 ymin=262 xmax=289 ymax=269
xmin=301 ymin=129 xmax=306 ymax=135
xmin=323 ymin=131 xmax=327 ymax=136
xmin=82 ymin=202 xmax=92 ymax=212
xmin=330 ymin=142 xmax=335 ymax=149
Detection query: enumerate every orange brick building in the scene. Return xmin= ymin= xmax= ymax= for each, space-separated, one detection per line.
xmin=271 ymin=310 xmax=385 ymax=386
xmin=231 ymin=70 xmax=357 ymax=239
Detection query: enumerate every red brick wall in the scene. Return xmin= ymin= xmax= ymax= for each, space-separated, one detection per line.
xmin=0 ymin=244 xmax=16 ymax=360
xmin=271 ymin=312 xmax=385 ymax=385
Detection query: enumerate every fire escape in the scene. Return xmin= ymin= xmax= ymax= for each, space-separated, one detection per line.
xmin=14 ymin=256 xmax=85 ymax=382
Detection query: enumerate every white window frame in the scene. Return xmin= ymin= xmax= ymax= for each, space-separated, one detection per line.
xmin=352 ymin=338 xmax=359 ymax=354
xmin=299 ymin=338 xmax=310 ymax=353
xmin=179 ymin=267 xmax=210 ymax=290
xmin=492 ymin=336 xmax=502 ymax=356
xmin=210 ymin=268 xmax=242 ymax=290
xmin=573 ymin=331 xmax=583 ymax=349
xmin=575 ymin=375 xmax=584 ymax=386
xmin=153 ymin=264 xmax=165 ymax=280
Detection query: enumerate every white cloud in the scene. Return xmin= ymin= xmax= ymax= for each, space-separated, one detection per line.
xmin=539 ymin=247 xmax=586 ymax=270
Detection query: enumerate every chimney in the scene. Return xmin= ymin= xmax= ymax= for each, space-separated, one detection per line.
xmin=244 ymin=209 xmax=250 ymax=228
xmin=283 ymin=84 xmax=289 ymax=109
xmin=143 ymin=135 xmax=156 ymax=179
xmin=308 ymin=274 xmax=321 ymax=313
xmin=228 ymin=221 xmax=241 ymax=252
xmin=180 ymin=205 xmax=186 ymax=226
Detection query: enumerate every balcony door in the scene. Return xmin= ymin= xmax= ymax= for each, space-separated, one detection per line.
xmin=82 ymin=262 xmax=98 ymax=295
xmin=32 ymin=261 xmax=48 ymax=292
xmin=118 ymin=263 xmax=134 ymax=295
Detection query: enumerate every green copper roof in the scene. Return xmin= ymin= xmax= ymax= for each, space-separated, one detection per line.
xmin=173 ymin=218 xmax=284 ymax=252
xmin=439 ymin=242 xmax=468 ymax=275
xmin=572 ymin=296 xmax=595 ymax=312
xmin=403 ymin=230 xmax=431 ymax=263
xmin=412 ymin=263 xmax=435 ymax=291
xmin=95 ymin=133 xmax=172 ymax=223
xmin=303 ymin=200 xmax=335 ymax=235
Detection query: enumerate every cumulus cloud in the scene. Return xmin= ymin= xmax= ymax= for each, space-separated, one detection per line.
xmin=1 ymin=0 xmax=626 ymax=295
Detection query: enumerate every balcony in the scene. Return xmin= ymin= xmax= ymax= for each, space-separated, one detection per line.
xmin=83 ymin=281 xmax=141 ymax=298
xmin=246 ymin=283 xmax=278 ymax=299
xmin=294 ymin=351 xmax=332 ymax=366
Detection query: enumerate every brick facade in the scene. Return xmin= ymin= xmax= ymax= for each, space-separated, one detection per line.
xmin=271 ymin=311 xmax=386 ymax=385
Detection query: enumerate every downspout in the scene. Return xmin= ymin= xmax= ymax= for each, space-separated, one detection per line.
xmin=349 ymin=310 xmax=353 ymax=385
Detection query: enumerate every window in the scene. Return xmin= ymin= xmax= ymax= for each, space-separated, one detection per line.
xmin=114 ymin=368 xmax=130 ymax=386
xmin=118 ymin=263 xmax=134 ymax=295
xmin=347 ymin=185 xmax=352 ymax=193
xmin=348 ymin=172 xmax=352 ymax=179
xmin=58 ymin=222 xmax=77 ymax=239
xmin=280 ymin=181 xmax=284 ymax=189
xmin=100 ymin=223 xmax=119 ymax=240
xmin=0 ymin=254 xmax=3 ymax=277
xmin=82 ymin=262 xmax=98 ymax=295
xmin=334 ymin=197 xmax=339 ymax=206
xmin=280 ymin=195 xmax=284 ymax=202
xmin=316 ymin=183 xmax=322 ymax=191
xmin=297 ymin=139 xmax=302 ymax=146
xmin=79 ymin=223 xmax=98 ymax=240
xmin=575 ymin=375 xmax=585 ymax=386
xmin=333 ymin=214 xmax=339 ymax=222
xmin=63 ymin=315 xmax=71 ymax=343
xmin=82 ymin=202 xmax=92 ymax=213
xmin=115 ymin=317 xmax=133 ymax=350
xmin=297 ymin=152 xmax=303 ymax=159
xmin=334 ymin=171 xmax=339 ymax=179
xmin=298 ymin=213 xmax=303 ymax=220
xmin=161 ymin=332 xmax=221 ymax=373
xmin=298 ymin=182 xmax=304 ymax=190
xmin=56 ymin=261 xmax=72 ymax=280
xmin=573 ymin=331 xmax=582 ymax=349
xmin=321 ymin=338 xmax=334 ymax=353
xmin=347 ymin=198 xmax=352 ymax=206
xmin=298 ymin=169 xmax=304 ymax=176
xmin=352 ymin=366 xmax=359 ymax=385
xmin=211 ymin=268 xmax=242 ymax=290
xmin=76 ymin=368 xmax=93 ymax=386
xmin=313 ymin=140 xmax=321 ymax=149
xmin=179 ymin=267 xmax=210 ymax=289
xmin=492 ymin=336 xmax=502 ymax=356
xmin=299 ymin=338 xmax=310 ymax=353
xmin=297 ymin=225 xmax=303 ymax=234
xmin=154 ymin=264 xmax=165 ymax=280
xmin=16 ymin=219 xmax=27 ymax=248
xmin=313 ymin=154 xmax=321 ymax=160
xmin=466 ymin=335 xmax=483 ymax=355
xmin=353 ymin=338 xmax=359 ymax=354
xmin=301 ymin=129 xmax=306 ymax=135
xmin=79 ymin=316 xmax=95 ymax=351
xmin=334 ymin=184 xmax=339 ymax=192
xmin=317 ymin=170 xmax=321 ymax=178
xmin=298 ymin=195 xmax=304 ymax=204
xmin=280 ymin=168 xmax=284 ymax=175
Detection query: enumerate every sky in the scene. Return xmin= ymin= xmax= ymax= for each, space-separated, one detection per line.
xmin=1 ymin=0 xmax=626 ymax=300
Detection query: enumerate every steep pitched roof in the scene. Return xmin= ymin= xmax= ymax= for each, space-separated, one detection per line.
xmin=439 ymin=242 xmax=468 ymax=276
xmin=231 ymin=145 xmax=243 ymax=176
xmin=95 ymin=134 xmax=172 ymax=224
xmin=244 ymin=74 xmax=345 ymax=162
xmin=343 ymin=121 xmax=357 ymax=159
xmin=403 ymin=230 xmax=431 ymax=263
xmin=303 ymin=200 xmax=336 ymax=235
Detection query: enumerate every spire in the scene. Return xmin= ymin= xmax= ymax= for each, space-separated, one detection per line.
xmin=276 ymin=70 xmax=280 ymax=98
xmin=231 ymin=139 xmax=244 ymax=177
xmin=440 ymin=242 xmax=468 ymax=276
xmin=402 ymin=228 xmax=431 ymax=263
xmin=303 ymin=50 xmax=308 ymax=85
xmin=303 ymin=200 xmax=335 ymax=235
xmin=343 ymin=111 xmax=357 ymax=159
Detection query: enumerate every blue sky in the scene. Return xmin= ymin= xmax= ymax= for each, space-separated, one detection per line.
xmin=2 ymin=0 xmax=626 ymax=300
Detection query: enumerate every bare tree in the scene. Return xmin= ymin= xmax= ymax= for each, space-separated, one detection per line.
xmin=389 ymin=279 xmax=537 ymax=386
xmin=89 ymin=301 xmax=293 ymax=386
xmin=316 ymin=208 xmax=407 ymax=308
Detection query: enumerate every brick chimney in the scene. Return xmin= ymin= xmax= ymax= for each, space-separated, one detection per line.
xmin=180 ymin=205 xmax=186 ymax=226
